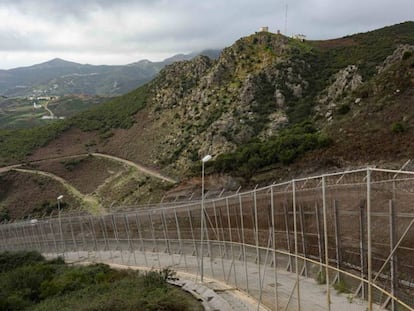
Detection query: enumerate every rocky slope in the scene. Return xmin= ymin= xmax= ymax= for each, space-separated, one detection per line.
xmin=135 ymin=32 xmax=316 ymax=174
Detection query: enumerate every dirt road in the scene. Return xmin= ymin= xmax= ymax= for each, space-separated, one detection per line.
xmin=0 ymin=152 xmax=177 ymax=184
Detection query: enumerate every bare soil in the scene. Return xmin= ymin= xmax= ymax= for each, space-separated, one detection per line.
xmin=27 ymin=155 xmax=127 ymax=195
xmin=28 ymin=127 xmax=99 ymax=162
xmin=0 ymin=170 xmax=81 ymax=219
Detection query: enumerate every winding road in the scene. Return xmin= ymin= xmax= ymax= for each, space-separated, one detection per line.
xmin=0 ymin=152 xmax=177 ymax=184
xmin=91 ymin=153 xmax=177 ymax=183
xmin=0 ymin=153 xmax=177 ymax=213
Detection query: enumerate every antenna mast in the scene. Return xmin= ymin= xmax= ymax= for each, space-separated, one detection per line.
xmin=284 ymin=0 xmax=288 ymax=35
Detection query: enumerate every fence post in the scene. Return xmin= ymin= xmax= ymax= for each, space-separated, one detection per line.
xmin=283 ymin=203 xmax=292 ymax=272
xmin=367 ymin=168 xmax=373 ymax=311
xmin=58 ymin=211 xmax=65 ymax=259
xmin=213 ymin=201 xmax=226 ymax=282
xmin=187 ymin=207 xmax=199 ymax=266
xmin=135 ymin=212 xmax=148 ymax=266
xmin=226 ymin=197 xmax=237 ymax=286
xmin=38 ymin=222 xmax=47 ymax=252
xmin=161 ymin=209 xmax=172 ymax=256
xmin=299 ymin=203 xmax=307 ymax=277
xmin=89 ymin=216 xmax=100 ymax=260
xmin=49 ymin=217 xmax=58 ymax=255
xmin=358 ymin=199 xmax=366 ymax=299
xmin=333 ymin=200 xmax=342 ymax=282
xmin=174 ymin=208 xmax=188 ymax=270
xmin=292 ymin=180 xmax=301 ymax=311
xmin=100 ymin=216 xmax=112 ymax=259
xmin=124 ymin=214 xmax=137 ymax=265
xmin=389 ymin=199 xmax=397 ymax=311
xmin=253 ymin=190 xmax=262 ymax=309
xmin=322 ymin=175 xmax=331 ymax=311
xmin=68 ymin=216 xmax=79 ymax=260
xmin=270 ymin=186 xmax=279 ymax=311
xmin=239 ymin=194 xmax=249 ymax=294
xmin=315 ymin=203 xmax=323 ymax=271
xmin=148 ymin=213 xmax=161 ymax=268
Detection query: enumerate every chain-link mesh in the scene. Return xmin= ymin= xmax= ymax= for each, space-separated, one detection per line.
xmin=1 ymin=168 xmax=413 ymax=310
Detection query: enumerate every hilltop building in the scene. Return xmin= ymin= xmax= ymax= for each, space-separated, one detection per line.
xmin=293 ymin=34 xmax=306 ymax=42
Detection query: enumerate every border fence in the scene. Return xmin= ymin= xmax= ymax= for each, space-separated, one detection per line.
xmin=1 ymin=168 xmax=414 ymax=310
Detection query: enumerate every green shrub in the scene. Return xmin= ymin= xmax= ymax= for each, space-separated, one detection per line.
xmin=40 ymin=264 xmax=113 ymax=298
xmin=316 ymin=270 xmax=326 ymax=285
xmin=1 ymin=262 xmax=56 ymax=307
xmin=31 ymin=200 xmax=68 ymax=216
xmin=0 ymin=252 xmax=199 ymax=311
xmin=212 ymin=121 xmax=331 ymax=178
xmin=333 ymin=279 xmax=350 ymax=294
xmin=0 ymin=206 xmax=10 ymax=222
xmin=402 ymin=50 xmax=412 ymax=60
xmin=337 ymin=104 xmax=351 ymax=115
xmin=61 ymin=158 xmax=84 ymax=171
xmin=0 ymin=251 xmax=45 ymax=273
xmin=391 ymin=122 xmax=406 ymax=134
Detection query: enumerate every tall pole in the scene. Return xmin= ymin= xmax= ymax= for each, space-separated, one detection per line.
xmin=322 ymin=176 xmax=331 ymax=311
xmin=200 ymin=154 xmax=212 ymax=282
xmin=57 ymin=195 xmax=64 ymax=258
xmin=292 ymin=180 xmax=301 ymax=311
xmin=367 ymin=168 xmax=372 ymax=311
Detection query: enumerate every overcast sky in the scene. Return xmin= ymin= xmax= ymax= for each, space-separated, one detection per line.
xmin=0 ymin=0 xmax=413 ymax=69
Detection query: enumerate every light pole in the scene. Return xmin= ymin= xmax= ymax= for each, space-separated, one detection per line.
xmin=57 ymin=195 xmax=63 ymax=211
xmin=200 ymin=154 xmax=212 ymax=282
xmin=57 ymin=195 xmax=64 ymax=257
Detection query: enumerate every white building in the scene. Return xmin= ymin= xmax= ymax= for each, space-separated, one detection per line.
xmin=293 ymin=34 xmax=306 ymax=42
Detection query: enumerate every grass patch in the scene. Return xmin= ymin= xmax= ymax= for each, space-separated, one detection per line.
xmin=333 ymin=279 xmax=350 ymax=294
xmin=391 ymin=121 xmax=406 ymax=134
xmin=316 ymin=270 xmax=326 ymax=285
xmin=0 ymin=251 xmax=202 ymax=311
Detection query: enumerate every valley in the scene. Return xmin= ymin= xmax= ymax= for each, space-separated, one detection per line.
xmin=0 ymin=95 xmax=109 ymax=129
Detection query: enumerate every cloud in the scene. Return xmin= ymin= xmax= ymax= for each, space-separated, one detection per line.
xmin=0 ymin=0 xmax=413 ymax=68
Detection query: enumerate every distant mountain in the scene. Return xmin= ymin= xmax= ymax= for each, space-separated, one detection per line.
xmin=0 ymin=50 xmax=221 ymax=97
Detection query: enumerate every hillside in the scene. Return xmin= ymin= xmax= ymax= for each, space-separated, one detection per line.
xmin=1 ymin=21 xmax=414 ymax=217
xmin=0 ymin=50 xmax=221 ymax=97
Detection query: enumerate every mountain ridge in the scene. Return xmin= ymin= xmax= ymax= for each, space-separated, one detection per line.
xmin=0 ymin=50 xmax=222 ymax=97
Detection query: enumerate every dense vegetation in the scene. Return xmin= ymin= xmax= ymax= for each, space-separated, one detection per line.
xmin=0 ymin=121 xmax=71 ymax=164
xmin=212 ymin=122 xmax=331 ymax=178
xmin=309 ymin=21 xmax=414 ymax=84
xmin=71 ymin=84 xmax=148 ymax=132
xmin=0 ymin=85 xmax=148 ymax=165
xmin=0 ymin=251 xmax=201 ymax=311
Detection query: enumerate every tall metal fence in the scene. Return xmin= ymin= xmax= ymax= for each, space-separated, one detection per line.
xmin=1 ymin=168 xmax=414 ymax=311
